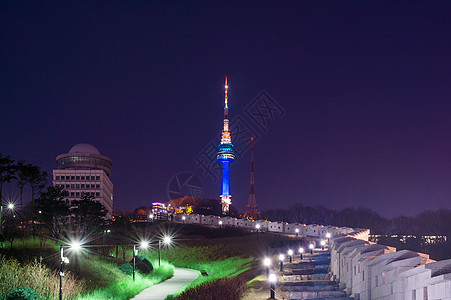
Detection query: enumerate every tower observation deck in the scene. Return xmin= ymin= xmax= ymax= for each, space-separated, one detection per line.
xmin=217 ymin=77 xmax=235 ymax=215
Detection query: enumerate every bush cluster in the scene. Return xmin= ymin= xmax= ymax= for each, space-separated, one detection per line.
xmin=133 ymin=256 xmax=153 ymax=275
xmin=118 ymin=263 xmax=133 ymax=276
xmin=6 ymin=287 xmax=39 ymax=300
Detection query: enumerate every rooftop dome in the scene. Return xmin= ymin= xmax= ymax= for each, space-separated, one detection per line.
xmin=69 ymin=143 xmax=101 ymax=155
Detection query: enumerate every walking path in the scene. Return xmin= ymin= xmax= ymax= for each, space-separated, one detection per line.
xmin=131 ymin=267 xmax=199 ymax=300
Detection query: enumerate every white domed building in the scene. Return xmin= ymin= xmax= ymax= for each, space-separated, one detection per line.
xmin=53 ymin=143 xmax=113 ymax=219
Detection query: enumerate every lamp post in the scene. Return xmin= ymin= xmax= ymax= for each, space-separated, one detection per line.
xmin=288 ymin=249 xmax=293 ymax=263
xmin=299 ymin=247 xmax=304 ymax=260
xmin=320 ymin=240 xmax=326 ymax=250
xmin=0 ymin=203 xmax=14 ymax=235
xmin=326 ymin=232 xmax=331 ymax=243
xmin=218 ymin=220 xmax=223 ymax=227
xmin=59 ymin=242 xmax=81 ymax=300
xmin=269 ymin=273 xmax=277 ymax=299
xmin=309 ymin=243 xmax=314 ymax=254
xmin=133 ymin=241 xmax=149 ymax=281
xmin=295 ymin=228 xmax=299 ymax=236
xmin=158 ymin=236 xmax=172 ymax=267
xmin=263 ymin=257 xmax=271 ymax=277
xmin=255 ymin=224 xmax=261 ymax=232
xmin=182 ymin=215 xmax=186 ymax=223
xmin=278 ymin=254 xmax=284 ymax=271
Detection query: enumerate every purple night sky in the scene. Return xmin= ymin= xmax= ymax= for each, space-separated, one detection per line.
xmin=1 ymin=1 xmax=450 ymax=218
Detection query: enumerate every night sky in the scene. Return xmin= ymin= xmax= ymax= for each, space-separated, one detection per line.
xmin=1 ymin=1 xmax=450 ymax=218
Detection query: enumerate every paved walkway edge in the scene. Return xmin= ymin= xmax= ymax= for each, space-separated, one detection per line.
xmin=131 ymin=267 xmax=200 ymax=300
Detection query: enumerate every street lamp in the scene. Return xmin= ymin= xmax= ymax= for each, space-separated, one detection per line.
xmin=255 ymin=224 xmax=261 ymax=231
xmin=309 ymin=243 xmax=314 ymax=254
xmin=326 ymin=232 xmax=331 ymax=243
xmin=263 ymin=257 xmax=271 ymax=277
xmin=299 ymin=247 xmax=304 ymax=260
xmin=182 ymin=216 xmax=186 ymax=223
xmin=218 ymin=220 xmax=223 ymax=227
xmin=59 ymin=242 xmax=81 ymax=300
xmin=295 ymin=228 xmax=299 ymax=236
xmin=320 ymin=240 xmax=326 ymax=250
xmin=278 ymin=254 xmax=284 ymax=271
xmin=0 ymin=203 xmax=14 ymax=235
xmin=133 ymin=240 xmax=150 ymax=281
xmin=269 ymin=273 xmax=277 ymax=299
xmin=158 ymin=236 xmax=172 ymax=267
xmin=288 ymin=249 xmax=293 ymax=263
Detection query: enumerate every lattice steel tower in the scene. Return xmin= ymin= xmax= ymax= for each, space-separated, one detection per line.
xmin=244 ymin=137 xmax=261 ymax=219
xmin=217 ymin=77 xmax=235 ymax=215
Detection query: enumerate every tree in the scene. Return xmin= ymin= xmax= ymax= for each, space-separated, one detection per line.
xmin=35 ymin=186 xmax=71 ymax=238
xmin=26 ymin=165 xmax=47 ymax=234
xmin=0 ymin=153 xmax=15 ymax=206
xmin=15 ymin=161 xmax=33 ymax=214
xmin=71 ymin=194 xmax=107 ymax=236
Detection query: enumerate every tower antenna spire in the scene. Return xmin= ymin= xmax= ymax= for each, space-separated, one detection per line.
xmin=217 ymin=76 xmax=235 ymax=215
xmin=244 ymin=137 xmax=261 ymax=220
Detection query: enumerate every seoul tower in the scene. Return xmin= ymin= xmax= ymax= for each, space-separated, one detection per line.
xmin=244 ymin=137 xmax=261 ymax=219
xmin=217 ymin=77 xmax=235 ymax=215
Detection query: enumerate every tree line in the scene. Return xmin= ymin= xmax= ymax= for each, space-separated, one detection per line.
xmin=261 ymin=204 xmax=451 ymax=236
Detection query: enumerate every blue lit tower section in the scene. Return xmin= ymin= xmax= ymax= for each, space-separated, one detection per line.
xmin=217 ymin=77 xmax=235 ymax=215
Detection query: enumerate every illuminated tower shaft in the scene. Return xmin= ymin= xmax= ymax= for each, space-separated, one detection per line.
xmin=244 ymin=137 xmax=261 ymax=219
xmin=217 ymin=77 xmax=235 ymax=215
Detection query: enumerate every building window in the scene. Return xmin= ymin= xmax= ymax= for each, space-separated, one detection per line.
xmin=96 ymin=192 xmax=100 ymax=197
xmin=96 ymin=184 xmax=100 ymax=189
xmin=91 ymin=184 xmax=95 ymax=189
xmin=76 ymin=176 xmax=80 ymax=180
xmin=76 ymin=184 xmax=80 ymax=188
xmin=56 ymin=176 xmax=60 ymax=180
xmin=423 ymin=287 xmax=428 ymax=300
xmin=91 ymin=192 xmax=94 ymax=196
xmin=96 ymin=176 xmax=100 ymax=180
xmin=71 ymin=184 xmax=74 ymax=188
xmin=81 ymin=184 xmax=85 ymax=188
xmin=412 ymin=290 xmax=416 ymax=300
xmin=354 ymin=266 xmax=356 ymax=276
xmin=71 ymin=176 xmax=75 ymax=180
xmin=76 ymin=192 xmax=80 ymax=197
xmin=91 ymin=176 xmax=95 ymax=180
xmin=65 ymin=184 xmax=70 ymax=188
xmin=81 ymin=176 xmax=85 ymax=180
xmin=70 ymin=192 xmax=74 ymax=197
xmin=362 ymin=271 xmax=365 ymax=281
xmin=382 ymin=272 xmax=385 ymax=284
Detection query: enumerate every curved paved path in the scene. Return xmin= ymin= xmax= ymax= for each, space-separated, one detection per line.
xmin=131 ymin=267 xmax=199 ymax=300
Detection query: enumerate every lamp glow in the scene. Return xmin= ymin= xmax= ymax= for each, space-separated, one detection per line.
xmin=256 ymin=224 xmax=261 ymax=229
xmin=279 ymin=254 xmax=285 ymax=261
xmin=7 ymin=203 xmax=14 ymax=210
xmin=269 ymin=273 xmax=277 ymax=282
xmin=163 ymin=236 xmax=171 ymax=245
xmin=70 ymin=241 xmax=82 ymax=252
xmin=309 ymin=244 xmax=314 ymax=249
xmin=219 ymin=220 xmax=223 ymax=225
xmin=299 ymin=247 xmax=304 ymax=253
xmin=263 ymin=257 xmax=271 ymax=266
xmin=326 ymin=233 xmax=331 ymax=238
xmin=320 ymin=240 xmax=326 ymax=246
xmin=140 ymin=241 xmax=149 ymax=249
xmin=288 ymin=249 xmax=293 ymax=256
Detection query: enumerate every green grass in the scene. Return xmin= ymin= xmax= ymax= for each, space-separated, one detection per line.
xmin=77 ymin=260 xmax=174 ymax=300
xmin=0 ymin=237 xmax=175 ymax=300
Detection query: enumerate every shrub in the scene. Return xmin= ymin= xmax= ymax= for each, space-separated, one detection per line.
xmin=6 ymin=287 xmax=39 ymax=300
xmin=118 ymin=263 xmax=133 ymax=276
xmin=133 ymin=256 xmax=153 ymax=275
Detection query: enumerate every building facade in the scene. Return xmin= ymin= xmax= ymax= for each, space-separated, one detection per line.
xmin=53 ymin=143 xmax=113 ymax=219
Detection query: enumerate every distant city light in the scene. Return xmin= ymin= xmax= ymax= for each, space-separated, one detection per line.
xmin=299 ymin=247 xmax=304 ymax=253
xmin=279 ymin=254 xmax=285 ymax=261
xmin=309 ymin=244 xmax=314 ymax=249
xmin=288 ymin=249 xmax=293 ymax=256
xmin=263 ymin=257 xmax=271 ymax=266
